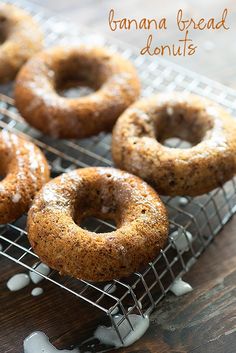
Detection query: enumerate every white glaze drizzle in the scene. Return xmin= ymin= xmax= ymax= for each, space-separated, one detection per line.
xmin=94 ymin=314 xmax=149 ymax=348
xmin=22 ymin=78 xmax=70 ymax=138
xmin=41 ymin=171 xmax=82 ymax=209
xmin=170 ymin=278 xmax=193 ymax=296
xmin=169 ymin=229 xmax=193 ymax=252
xmin=128 ymin=300 xmax=142 ymax=312
xmin=103 ymin=283 xmax=117 ymax=294
xmin=29 ymin=263 xmax=50 ymax=284
xmin=12 ymin=193 xmax=21 ymax=203
xmin=31 ymin=287 xmax=44 ymax=297
xmin=23 ymin=314 xmax=149 ymax=351
xmin=166 ymin=107 xmax=174 ymax=115
xmin=178 ymin=197 xmax=189 ymax=206
xmin=110 ymin=306 xmax=119 ymax=315
xmin=7 ymin=273 xmax=30 ymax=291
xmin=23 ymin=331 xmax=79 ymax=353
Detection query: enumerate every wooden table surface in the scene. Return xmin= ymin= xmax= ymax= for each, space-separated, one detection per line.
xmin=1 ymin=1 xmax=236 ymax=353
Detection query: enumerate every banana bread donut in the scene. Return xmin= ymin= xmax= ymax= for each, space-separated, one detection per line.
xmin=27 ymin=167 xmax=168 ymax=281
xmin=0 ymin=130 xmax=50 ymax=224
xmin=112 ymin=93 xmax=236 ymax=196
xmin=0 ymin=3 xmax=43 ymax=83
xmin=14 ymin=46 xmax=140 ymax=138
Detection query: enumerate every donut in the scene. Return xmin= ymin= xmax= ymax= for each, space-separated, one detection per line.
xmin=0 ymin=3 xmax=43 ymax=83
xmin=27 ymin=167 xmax=168 ymax=281
xmin=14 ymin=46 xmax=140 ymax=138
xmin=0 ymin=130 xmax=50 ymax=224
xmin=112 ymin=93 xmax=236 ymax=196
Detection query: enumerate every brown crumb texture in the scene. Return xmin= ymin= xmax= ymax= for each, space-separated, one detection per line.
xmin=0 ymin=130 xmax=50 ymax=224
xmin=14 ymin=46 xmax=140 ymax=139
xmin=112 ymin=92 xmax=236 ymax=196
xmin=27 ymin=167 xmax=169 ymax=282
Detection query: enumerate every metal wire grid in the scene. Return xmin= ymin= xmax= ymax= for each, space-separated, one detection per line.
xmin=0 ymin=0 xmax=236 ymax=347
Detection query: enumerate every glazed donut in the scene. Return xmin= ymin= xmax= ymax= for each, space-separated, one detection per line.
xmin=0 ymin=3 xmax=43 ymax=83
xmin=112 ymin=93 xmax=236 ymax=196
xmin=0 ymin=130 xmax=50 ymax=224
xmin=27 ymin=167 xmax=168 ymax=281
xmin=14 ymin=46 xmax=140 ymax=138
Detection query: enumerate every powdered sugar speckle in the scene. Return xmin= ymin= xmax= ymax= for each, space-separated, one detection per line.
xmin=167 ymin=107 xmax=174 ymax=115
xmin=12 ymin=193 xmax=21 ymax=203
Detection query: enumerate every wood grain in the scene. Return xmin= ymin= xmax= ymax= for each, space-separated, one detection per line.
xmin=1 ymin=216 xmax=236 ymax=353
xmin=117 ymin=217 xmax=236 ymax=353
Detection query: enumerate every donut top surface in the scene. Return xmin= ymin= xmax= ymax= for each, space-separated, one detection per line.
xmin=14 ymin=46 xmax=140 ymax=138
xmin=0 ymin=130 xmax=50 ymax=223
xmin=112 ymin=93 xmax=236 ymax=196
xmin=0 ymin=3 xmax=43 ymax=82
xmin=16 ymin=46 xmax=138 ymax=95
xmin=0 ymin=3 xmax=42 ymax=45
xmin=27 ymin=167 xmax=169 ymax=281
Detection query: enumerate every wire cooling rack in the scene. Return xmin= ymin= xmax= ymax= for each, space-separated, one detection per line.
xmin=1 ymin=0 xmax=236 ymax=349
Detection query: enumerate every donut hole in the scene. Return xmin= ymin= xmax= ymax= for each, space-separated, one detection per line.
xmin=163 ymin=137 xmax=192 ymax=149
xmin=80 ymin=216 xmax=117 ymax=233
xmin=0 ymin=16 xmax=8 ymax=44
xmin=57 ymin=81 xmax=95 ymax=98
xmin=54 ymin=54 xmax=109 ymax=98
xmin=72 ymin=189 xmax=120 ymax=233
xmin=0 ymin=16 xmax=6 ymax=22
xmin=71 ymin=176 xmax=136 ymax=233
xmin=0 ymin=164 xmax=7 ymax=181
xmin=154 ymin=106 xmax=214 ymax=148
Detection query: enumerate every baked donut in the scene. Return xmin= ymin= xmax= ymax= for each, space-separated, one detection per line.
xmin=0 ymin=3 xmax=43 ymax=83
xmin=27 ymin=167 xmax=168 ymax=281
xmin=112 ymin=93 xmax=236 ymax=196
xmin=14 ymin=46 xmax=140 ymax=138
xmin=0 ymin=130 xmax=50 ymax=224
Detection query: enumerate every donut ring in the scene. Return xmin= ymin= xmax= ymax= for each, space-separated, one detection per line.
xmin=27 ymin=167 xmax=168 ymax=281
xmin=112 ymin=93 xmax=236 ymax=196
xmin=0 ymin=130 xmax=50 ymax=224
xmin=14 ymin=46 xmax=140 ymax=138
xmin=0 ymin=3 xmax=43 ymax=83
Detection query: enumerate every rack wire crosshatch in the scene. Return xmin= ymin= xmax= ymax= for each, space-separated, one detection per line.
xmin=1 ymin=0 xmax=236 ymax=349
